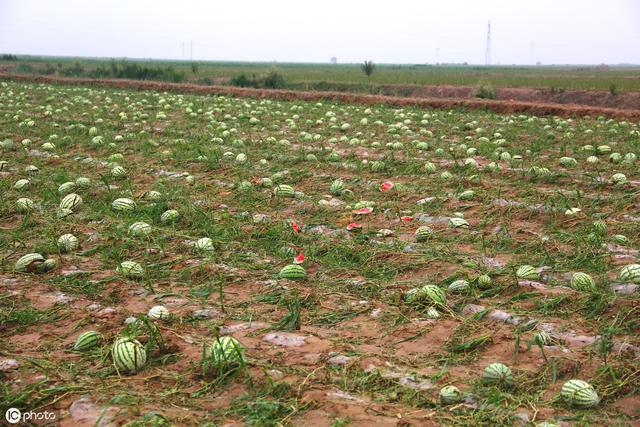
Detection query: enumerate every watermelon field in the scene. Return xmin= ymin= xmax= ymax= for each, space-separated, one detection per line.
xmin=1 ymin=79 xmax=639 ymax=426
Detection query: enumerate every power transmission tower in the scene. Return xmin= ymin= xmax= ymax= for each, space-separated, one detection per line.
xmin=485 ymin=21 xmax=491 ymax=66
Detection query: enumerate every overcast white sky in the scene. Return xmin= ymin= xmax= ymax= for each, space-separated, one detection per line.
xmin=1 ymin=0 xmax=639 ymax=65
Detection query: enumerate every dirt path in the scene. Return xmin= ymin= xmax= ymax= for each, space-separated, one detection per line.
xmin=3 ymin=73 xmax=640 ymax=120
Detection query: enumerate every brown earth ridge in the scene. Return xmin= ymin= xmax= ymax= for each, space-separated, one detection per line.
xmin=2 ymin=73 xmax=640 ymax=120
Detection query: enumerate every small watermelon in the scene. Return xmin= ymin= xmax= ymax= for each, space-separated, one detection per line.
xmin=516 ymin=265 xmax=538 ymax=280
xmin=482 ymin=363 xmax=513 ymax=387
xmin=274 ymin=184 xmax=294 ymax=198
xmin=73 ymin=331 xmax=103 ymax=351
xmin=15 ymin=253 xmax=45 ymax=273
xmin=60 ymin=193 xmax=83 ymax=211
xmin=561 ymin=379 xmax=599 ymax=408
xmin=619 ymin=264 xmax=640 ymax=284
xmin=414 ymin=226 xmax=433 ymax=242
xmin=206 ymin=336 xmax=245 ymax=367
xmin=160 ymin=209 xmax=180 ymax=224
xmin=415 ymin=285 xmax=447 ymax=306
xmin=448 ymin=279 xmax=470 ymax=294
xmin=128 ymin=222 xmax=152 ymax=237
xmin=195 ymin=237 xmax=215 ymax=252
xmin=112 ymin=198 xmax=136 ymax=212
xmin=279 ymin=264 xmax=306 ymax=280
xmin=112 ymin=337 xmax=147 ymax=374
xmin=57 ymin=234 xmax=79 ymax=253
xmin=117 ymin=261 xmax=144 ymax=279
xmin=16 ymin=198 xmax=35 ymax=213
xmin=148 ymin=305 xmax=170 ymax=320
xmin=448 ymin=217 xmax=469 ymax=228
xmin=570 ymin=272 xmax=596 ymax=292
xmin=439 ymin=385 xmax=461 ymax=404
xmin=477 ymin=274 xmax=492 ymax=288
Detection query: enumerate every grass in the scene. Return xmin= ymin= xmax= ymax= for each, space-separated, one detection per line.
xmin=2 ymin=55 xmax=640 ymax=91
xmin=0 ymin=77 xmax=638 ymax=425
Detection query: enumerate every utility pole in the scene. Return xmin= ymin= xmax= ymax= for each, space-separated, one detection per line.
xmin=182 ymin=43 xmax=185 ymax=60
xmin=485 ymin=21 xmax=491 ymax=66
xmin=529 ymin=42 xmax=535 ymax=65
xmin=436 ymin=47 xmax=440 ymax=64
xmin=190 ymin=40 xmax=193 ymax=61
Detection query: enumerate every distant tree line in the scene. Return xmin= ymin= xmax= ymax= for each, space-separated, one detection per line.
xmin=230 ymin=69 xmax=286 ymax=89
xmin=12 ymin=58 xmax=186 ymax=83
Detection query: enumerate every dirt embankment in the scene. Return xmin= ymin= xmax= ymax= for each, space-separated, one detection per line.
xmin=3 ymin=73 xmax=640 ymax=120
xmin=380 ymin=84 xmax=640 ymax=111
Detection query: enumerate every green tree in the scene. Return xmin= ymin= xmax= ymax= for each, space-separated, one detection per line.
xmin=361 ymin=60 xmax=375 ymax=79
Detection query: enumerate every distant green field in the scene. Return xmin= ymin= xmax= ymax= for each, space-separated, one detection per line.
xmin=3 ymin=55 xmax=640 ymax=91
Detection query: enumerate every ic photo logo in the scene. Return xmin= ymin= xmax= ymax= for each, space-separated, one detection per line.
xmin=5 ymin=408 xmax=21 ymax=424
xmin=4 ymin=407 xmax=57 ymax=424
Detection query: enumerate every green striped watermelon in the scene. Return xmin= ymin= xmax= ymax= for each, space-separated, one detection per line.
xmin=416 ymin=285 xmax=447 ymax=306
xmin=111 ymin=165 xmax=127 ymax=178
xmin=161 ymin=209 xmax=180 ymax=223
xmin=482 ymin=363 xmax=513 ymax=387
xmin=148 ymin=305 xmax=170 ymax=320
xmin=279 ymin=264 xmax=306 ymax=280
xmin=414 ymin=226 xmax=433 ymax=242
xmin=16 ymin=198 xmax=35 ymax=213
xmin=195 ymin=237 xmax=215 ymax=252
xmin=207 ymin=336 xmax=245 ymax=367
xmin=561 ymin=379 xmax=599 ymax=408
xmin=74 ymin=331 xmax=103 ymax=351
xmin=60 ymin=193 xmax=83 ymax=211
xmin=516 ymin=265 xmax=538 ymax=280
xmin=112 ymin=198 xmax=136 ymax=212
xmin=58 ymin=182 xmax=76 ymax=195
xmin=330 ymin=179 xmax=345 ymax=195
xmin=128 ymin=222 xmax=152 ymax=237
xmin=570 ymin=272 xmax=596 ymax=292
xmin=439 ymin=385 xmax=461 ymax=404
xmin=448 ymin=217 xmax=469 ymax=228
xmin=619 ymin=264 xmax=640 ymax=284
xmin=112 ymin=337 xmax=147 ymax=374
xmin=477 ymin=274 xmax=492 ymax=289
xmin=15 ymin=253 xmax=45 ymax=272
xmin=448 ymin=279 xmax=470 ymax=293
xmin=117 ymin=261 xmax=144 ymax=279
xmin=57 ymin=234 xmax=79 ymax=252
xmin=274 ymin=184 xmax=295 ymax=198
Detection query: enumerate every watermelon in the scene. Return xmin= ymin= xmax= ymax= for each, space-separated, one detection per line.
xmin=448 ymin=279 xmax=470 ymax=293
xmin=561 ymin=379 xmax=599 ymax=408
xmin=128 ymin=222 xmax=152 ymax=237
xmin=591 ymin=220 xmax=607 ymax=236
xmin=611 ymin=234 xmax=628 ymax=244
xmin=274 ymin=184 xmax=294 ymax=198
xmin=458 ymin=189 xmax=475 ymax=201
xmin=439 ymin=385 xmax=461 ymax=404
xmin=111 ymin=166 xmax=127 ymax=178
xmin=39 ymin=258 xmax=57 ymax=273
xmin=75 ymin=177 xmax=91 ymax=188
xmin=610 ymin=173 xmax=627 ymax=185
xmin=330 ymin=179 xmax=345 ymax=195
xmin=278 ymin=246 xmax=296 ymax=258
xmin=16 ymin=198 xmax=35 ymax=213
xmin=143 ymin=190 xmax=162 ymax=201
xmin=414 ymin=226 xmax=433 ymax=242
xmin=426 ymin=307 xmax=441 ymax=319
xmin=15 ymin=253 xmax=45 ymax=272
xmin=73 ymin=331 xmax=103 ymax=351
xmin=161 ymin=209 xmax=179 ymax=223
xmin=570 ymin=272 xmax=596 ymax=292
xmin=279 ymin=264 xmax=306 ymax=280
xmin=112 ymin=337 xmax=147 ymax=374
xmin=58 ymin=182 xmax=76 ymax=195
xmin=57 ymin=208 xmax=73 ymax=218
xmin=14 ymin=179 xmax=30 ymax=190
xmin=117 ymin=261 xmax=144 ymax=279
xmin=60 ymin=193 xmax=83 ymax=211
xmin=482 ymin=363 xmax=513 ymax=387
xmin=533 ymin=331 xmax=552 ymax=346
xmin=206 ymin=336 xmax=245 ymax=367
xmin=415 ymin=285 xmax=446 ymax=306
xmin=448 ymin=217 xmax=469 ymax=228
xmin=477 ymin=274 xmax=492 ymax=288
xmin=516 ymin=265 xmax=538 ymax=280
xmin=57 ymin=234 xmax=79 ymax=253
xmin=195 ymin=237 xmax=215 ymax=252
xmin=619 ymin=264 xmax=640 ymax=284
xmin=148 ymin=305 xmax=170 ymax=320
xmin=112 ymin=198 xmax=136 ymax=212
